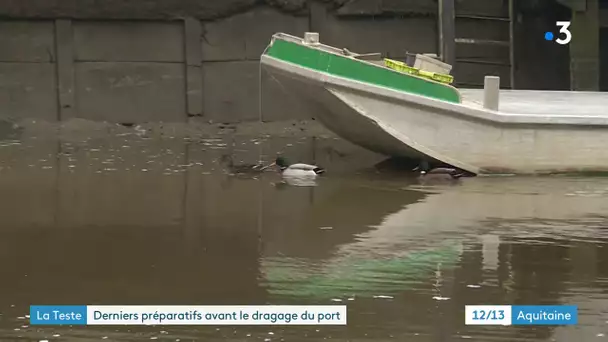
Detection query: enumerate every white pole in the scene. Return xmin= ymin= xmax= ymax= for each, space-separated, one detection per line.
xmin=483 ymin=76 xmax=500 ymax=111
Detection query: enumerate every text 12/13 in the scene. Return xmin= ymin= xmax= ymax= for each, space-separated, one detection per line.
xmin=465 ymin=305 xmax=578 ymax=326
xmin=465 ymin=305 xmax=512 ymax=326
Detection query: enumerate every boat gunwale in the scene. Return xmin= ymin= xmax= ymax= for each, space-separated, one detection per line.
xmin=267 ymin=32 xmax=463 ymax=103
xmin=261 ymin=54 xmax=608 ymax=128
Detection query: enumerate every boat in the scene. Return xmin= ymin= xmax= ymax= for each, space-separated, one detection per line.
xmin=260 ymin=32 xmax=608 ymax=175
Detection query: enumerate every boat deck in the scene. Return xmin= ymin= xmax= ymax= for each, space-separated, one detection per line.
xmin=460 ymin=89 xmax=608 ymax=118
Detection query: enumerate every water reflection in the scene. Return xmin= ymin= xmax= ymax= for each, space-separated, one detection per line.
xmin=0 ymin=122 xmax=607 ymax=341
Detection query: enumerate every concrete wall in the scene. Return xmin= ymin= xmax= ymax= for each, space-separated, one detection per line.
xmin=0 ymin=21 xmax=58 ymax=121
xmin=569 ymin=0 xmax=600 ymax=90
xmin=0 ymin=0 xmax=551 ymax=123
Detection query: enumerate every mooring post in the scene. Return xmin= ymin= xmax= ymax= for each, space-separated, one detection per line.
xmin=483 ymin=76 xmax=500 ymax=111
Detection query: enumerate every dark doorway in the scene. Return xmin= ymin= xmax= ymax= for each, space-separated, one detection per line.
xmin=512 ymin=0 xmax=571 ymax=90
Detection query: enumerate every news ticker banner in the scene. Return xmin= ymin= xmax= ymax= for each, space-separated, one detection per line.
xmin=465 ymin=305 xmax=577 ymax=326
xmin=30 ymin=304 xmax=576 ymax=326
xmin=30 ymin=305 xmax=347 ymax=326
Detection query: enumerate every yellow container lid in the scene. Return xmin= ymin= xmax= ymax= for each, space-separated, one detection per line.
xmin=384 ymin=58 xmax=454 ymax=84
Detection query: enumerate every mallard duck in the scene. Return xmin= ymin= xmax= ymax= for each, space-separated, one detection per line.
xmin=413 ymin=160 xmax=466 ymax=179
xmin=271 ymin=156 xmax=325 ymax=178
xmin=220 ymin=154 xmax=267 ymax=175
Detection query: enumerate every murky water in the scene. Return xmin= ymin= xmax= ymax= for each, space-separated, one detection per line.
xmin=1 ymin=120 xmax=608 ymax=341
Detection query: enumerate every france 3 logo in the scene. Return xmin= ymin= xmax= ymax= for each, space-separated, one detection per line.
xmin=544 ymin=21 xmax=572 ymax=45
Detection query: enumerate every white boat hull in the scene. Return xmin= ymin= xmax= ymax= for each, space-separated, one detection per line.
xmin=262 ymin=54 xmax=608 ymax=175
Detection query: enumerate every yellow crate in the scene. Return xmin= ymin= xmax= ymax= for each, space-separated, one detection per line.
xmin=384 ymin=58 xmax=419 ymax=76
xmin=384 ymin=58 xmax=454 ymax=85
xmin=419 ymin=70 xmax=454 ymax=84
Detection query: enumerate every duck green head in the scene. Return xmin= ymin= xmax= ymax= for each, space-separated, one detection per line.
xmin=275 ymin=156 xmax=289 ymax=169
xmin=413 ymin=160 xmax=430 ymax=173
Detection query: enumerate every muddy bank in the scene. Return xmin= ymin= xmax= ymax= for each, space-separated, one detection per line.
xmin=0 ymin=117 xmax=385 ymax=176
xmin=7 ymin=118 xmax=339 ymax=140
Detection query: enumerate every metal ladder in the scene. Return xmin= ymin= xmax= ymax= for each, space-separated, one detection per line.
xmin=439 ymin=0 xmax=515 ymax=88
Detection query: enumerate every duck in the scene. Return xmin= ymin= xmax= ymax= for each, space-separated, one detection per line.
xmin=219 ymin=154 xmax=267 ymax=175
xmin=413 ymin=160 xmax=467 ymax=180
xmin=271 ymin=156 xmax=325 ymax=178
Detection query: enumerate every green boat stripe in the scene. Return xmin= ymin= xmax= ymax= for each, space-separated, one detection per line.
xmin=261 ymin=244 xmax=461 ymax=299
xmin=266 ymin=38 xmax=461 ymax=104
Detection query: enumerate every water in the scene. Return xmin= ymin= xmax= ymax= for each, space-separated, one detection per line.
xmin=1 ymin=120 xmax=608 ymax=341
